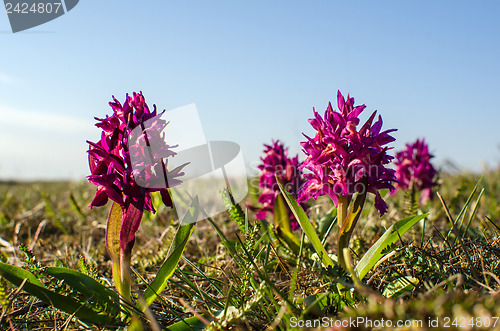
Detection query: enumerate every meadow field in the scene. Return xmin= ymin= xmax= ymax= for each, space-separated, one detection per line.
xmin=0 ymin=167 xmax=499 ymax=330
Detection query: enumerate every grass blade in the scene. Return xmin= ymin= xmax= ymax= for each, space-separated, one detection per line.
xmin=462 ymin=188 xmax=484 ymax=238
xmin=276 ymin=177 xmax=336 ymax=270
xmin=444 ymin=176 xmax=482 ymax=241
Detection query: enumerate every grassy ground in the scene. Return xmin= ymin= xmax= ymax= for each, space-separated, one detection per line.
xmin=0 ymin=168 xmax=499 ymax=330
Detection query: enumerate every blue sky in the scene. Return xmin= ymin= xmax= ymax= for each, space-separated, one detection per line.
xmin=1 ymin=1 xmax=499 ymax=180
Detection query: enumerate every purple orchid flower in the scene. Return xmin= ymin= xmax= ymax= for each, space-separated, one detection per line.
xmin=393 ymin=138 xmax=438 ymax=204
xmin=256 ymin=140 xmax=306 ymax=231
xmin=297 ymin=90 xmax=397 ymax=216
xmin=87 ymin=92 xmax=183 ymax=301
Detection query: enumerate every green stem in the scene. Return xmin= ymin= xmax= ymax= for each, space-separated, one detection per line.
xmin=336 ymin=195 xmax=349 ymax=270
xmin=118 ymin=243 xmax=134 ymax=321
xmin=337 ymin=187 xmax=367 ymax=271
xmin=120 ymin=252 xmax=132 ymax=303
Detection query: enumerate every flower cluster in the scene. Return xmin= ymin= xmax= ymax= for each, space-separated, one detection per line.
xmin=87 ymin=92 xmax=183 ymax=247
xmin=297 ymin=91 xmax=397 ymax=216
xmin=393 ymin=138 xmax=438 ymax=204
xmin=256 ymin=140 xmax=305 ymax=230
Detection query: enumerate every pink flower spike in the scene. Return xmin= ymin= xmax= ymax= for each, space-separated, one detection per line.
xmin=298 ymin=91 xmax=397 ymax=216
xmin=392 ymin=138 xmax=438 ymax=204
xmin=256 ymin=140 xmax=307 ymax=231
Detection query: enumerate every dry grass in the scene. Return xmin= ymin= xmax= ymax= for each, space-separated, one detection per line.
xmin=0 ymin=167 xmax=499 ymax=330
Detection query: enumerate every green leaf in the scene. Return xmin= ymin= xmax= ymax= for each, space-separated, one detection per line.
xmin=46 ymin=267 xmax=125 ymax=317
xmin=106 ymin=202 xmax=123 ymax=294
xmin=273 ymin=193 xmax=300 ymax=252
xmin=302 ymin=292 xmax=333 ymax=316
xmin=141 ymin=198 xmax=199 ymax=308
xmin=0 ymin=262 xmax=119 ymax=324
xmin=382 ymin=276 xmax=419 ymax=298
xmin=0 ymin=261 xmax=45 ymax=287
xmin=166 ymin=315 xmax=207 ymax=331
xmin=355 ymin=213 xmax=428 ymax=280
xmin=274 ymin=193 xmax=292 ymax=233
xmin=276 ymin=178 xmax=336 ymax=270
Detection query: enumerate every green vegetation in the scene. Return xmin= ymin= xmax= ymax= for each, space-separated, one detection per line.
xmin=0 ymin=168 xmax=499 ymax=330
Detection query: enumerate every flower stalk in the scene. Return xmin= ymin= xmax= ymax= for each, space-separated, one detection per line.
xmin=337 ymin=179 xmax=367 ymax=271
xmin=120 ymin=248 xmax=132 ymax=302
